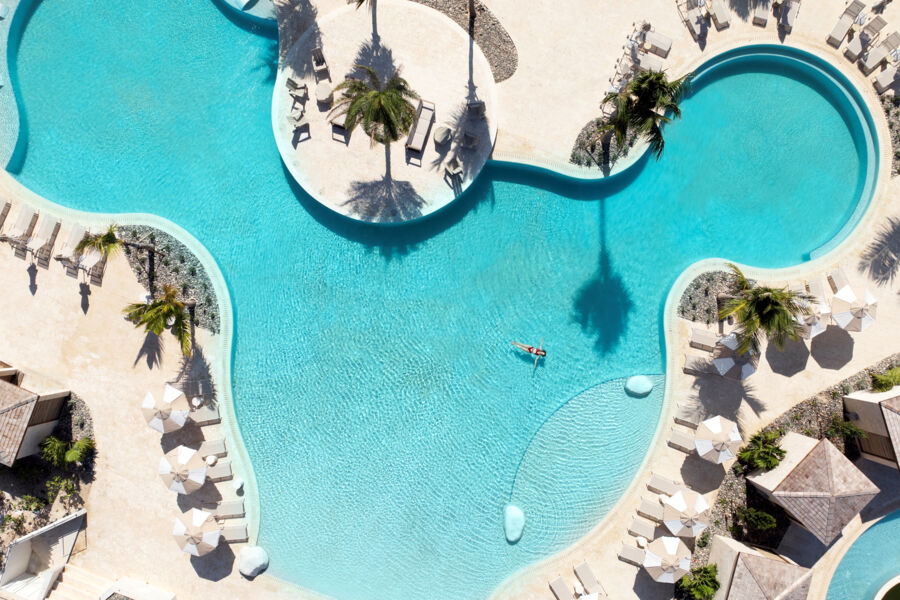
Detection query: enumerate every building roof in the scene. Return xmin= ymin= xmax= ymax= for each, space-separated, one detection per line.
xmin=882 ymin=396 xmax=900 ymax=468
xmin=0 ymin=379 xmax=38 ymax=467
xmin=727 ymin=553 xmax=811 ymax=600
xmin=746 ymin=432 xmax=818 ymax=494
xmin=773 ymin=438 xmax=880 ymax=545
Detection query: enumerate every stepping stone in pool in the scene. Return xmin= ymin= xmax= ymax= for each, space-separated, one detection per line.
xmin=504 ymin=504 xmax=525 ymax=544
xmin=625 ymin=375 xmax=654 ymax=397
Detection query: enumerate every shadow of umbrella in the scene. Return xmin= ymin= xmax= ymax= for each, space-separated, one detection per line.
xmin=810 ymin=325 xmax=854 ymax=370
xmin=765 ymin=338 xmax=810 ymax=377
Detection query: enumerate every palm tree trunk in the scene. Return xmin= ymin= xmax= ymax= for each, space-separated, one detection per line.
xmin=371 ymin=0 xmax=378 ymax=40
xmin=384 ymin=142 xmax=392 ymax=181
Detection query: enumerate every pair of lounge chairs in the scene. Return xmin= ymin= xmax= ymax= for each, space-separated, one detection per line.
xmin=828 ymin=0 xmax=866 ymax=47
xmin=405 ymin=99 xmax=436 ymax=153
xmin=845 ymin=15 xmax=887 ymax=61
xmin=861 ymin=31 xmax=900 ymax=74
xmin=548 ymin=561 xmax=607 ymax=600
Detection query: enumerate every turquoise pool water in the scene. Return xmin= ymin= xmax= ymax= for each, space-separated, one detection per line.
xmin=9 ymin=1 xmax=877 ymax=598
xmin=828 ymin=510 xmax=900 ymax=600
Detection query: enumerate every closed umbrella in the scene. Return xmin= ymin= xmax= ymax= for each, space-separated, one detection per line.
xmin=694 ymin=416 xmax=742 ymax=464
xmin=643 ymin=536 xmax=691 ymax=583
xmin=173 ymin=509 xmax=220 ymax=556
xmin=159 ymin=445 xmax=207 ymax=494
xmin=662 ymin=489 xmax=710 ymax=537
xmin=142 ymin=384 xmax=190 ymax=433
xmin=831 ymin=289 xmax=876 ymax=332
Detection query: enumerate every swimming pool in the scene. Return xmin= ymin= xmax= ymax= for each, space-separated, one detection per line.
xmin=827 ymin=510 xmax=900 ymax=600
xmin=8 ymin=1 xmax=878 ymax=598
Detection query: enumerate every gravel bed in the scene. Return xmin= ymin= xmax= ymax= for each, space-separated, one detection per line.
xmin=881 ymin=95 xmax=900 ymax=176
xmin=54 ymin=394 xmax=94 ymax=443
xmin=570 ymin=118 xmax=638 ymax=171
xmin=120 ymin=225 xmax=220 ymax=334
xmin=692 ymin=353 xmax=900 ymax=565
xmin=677 ymin=270 xmax=742 ymax=325
xmin=408 ymin=0 xmax=517 ymax=82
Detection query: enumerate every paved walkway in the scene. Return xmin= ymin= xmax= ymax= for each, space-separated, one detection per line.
xmin=274 ymin=0 xmax=496 ymax=222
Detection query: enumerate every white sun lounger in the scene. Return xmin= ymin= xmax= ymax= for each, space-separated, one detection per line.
xmin=753 ymin=0 xmax=770 ymax=26
xmin=573 ymin=561 xmax=606 ymax=596
xmin=405 ymin=99 xmax=436 ymax=153
xmin=79 ymin=250 xmax=103 ymax=273
xmin=637 ymin=496 xmax=664 ymax=522
xmin=644 ymin=30 xmax=672 ymax=58
xmin=3 ymin=204 xmax=36 ymax=241
xmin=684 ymin=6 xmax=703 ymax=40
xmin=56 ymin=225 xmax=86 ymax=259
xmin=779 ymin=0 xmax=800 ymax=32
xmin=618 ymin=543 xmax=646 ymax=566
xmin=628 ymin=516 xmax=657 ymax=539
xmin=876 ymin=64 xmax=898 ymax=93
xmin=808 ymin=278 xmax=831 ymax=314
xmin=710 ymin=0 xmax=731 ymax=29
xmin=192 ymin=403 xmax=221 ymax=426
xmin=207 ymin=459 xmax=232 ymax=482
xmin=828 ymin=0 xmax=866 ymax=47
xmin=636 ymin=52 xmax=664 ymax=73
xmin=861 ymin=32 xmax=900 ymax=74
xmin=549 ymin=576 xmax=576 ymax=600
xmin=648 ymin=473 xmax=681 ymax=496
xmin=221 ymin=523 xmax=248 ymax=543
xmin=675 ymin=403 xmax=702 ymax=429
xmin=690 ymin=327 xmax=718 ymax=352
xmin=683 ymin=353 xmax=715 ymax=375
xmin=198 ymin=438 xmax=226 ymax=458
xmin=0 ymin=201 xmax=10 ymax=231
xmin=846 ymin=16 xmax=887 ymax=61
xmin=668 ymin=427 xmax=695 ymax=453
xmin=26 ymin=217 xmax=59 ymax=253
xmin=211 ymin=499 xmax=245 ymax=519
xmin=827 ymin=267 xmax=854 ymax=299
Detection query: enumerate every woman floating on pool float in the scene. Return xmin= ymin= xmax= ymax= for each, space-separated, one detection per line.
xmin=512 ymin=339 xmax=546 ymax=368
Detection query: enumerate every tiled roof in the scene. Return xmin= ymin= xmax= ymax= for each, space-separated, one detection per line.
xmin=882 ymin=397 xmax=900 ymax=467
xmin=773 ymin=439 xmax=880 ymax=545
xmin=727 ymin=553 xmax=811 ymax=600
xmin=0 ymin=379 xmax=38 ymax=467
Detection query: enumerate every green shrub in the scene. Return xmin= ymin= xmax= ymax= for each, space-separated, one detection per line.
xmin=696 ymin=530 xmax=710 ymax=548
xmin=826 ymin=417 xmax=867 ymax=441
xmin=40 ymin=436 xmax=94 ymax=469
xmin=46 ymin=475 xmax=78 ymax=503
xmin=18 ymin=494 xmax=46 ymax=511
xmin=737 ymin=506 xmax=777 ymax=533
xmin=872 ymin=366 xmax=900 ymax=391
xmin=738 ymin=430 xmax=786 ymax=470
xmin=677 ymin=565 xmax=720 ymax=600
xmin=1 ymin=514 xmax=25 ymax=534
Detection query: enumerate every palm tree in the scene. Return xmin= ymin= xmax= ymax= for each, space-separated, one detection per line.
xmin=329 ymin=65 xmax=419 ymax=150
xmin=75 ymin=224 xmax=123 ymax=259
xmin=41 ymin=436 xmax=94 ymax=469
xmin=124 ymin=285 xmax=192 ymax=356
xmin=601 ymin=70 xmax=692 ymax=159
xmin=738 ymin=430 xmax=786 ymax=470
xmin=718 ymin=263 xmax=812 ymax=355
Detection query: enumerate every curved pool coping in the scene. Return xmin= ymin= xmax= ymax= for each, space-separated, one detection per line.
xmin=0 ymin=10 xmax=894 ymax=598
xmin=877 ymin=575 xmax=900 ymax=600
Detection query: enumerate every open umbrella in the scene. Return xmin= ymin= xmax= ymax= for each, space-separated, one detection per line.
xmin=662 ymin=489 xmax=710 ymax=537
xmin=142 ymin=384 xmax=190 ymax=433
xmin=713 ymin=346 xmax=758 ymax=381
xmin=694 ymin=416 xmax=742 ymax=464
xmin=831 ymin=289 xmax=876 ymax=332
xmin=794 ymin=313 xmax=828 ymax=340
xmin=159 ymin=446 xmax=207 ymax=494
xmin=173 ymin=509 xmax=220 ymax=556
xmin=643 ymin=536 xmax=691 ymax=583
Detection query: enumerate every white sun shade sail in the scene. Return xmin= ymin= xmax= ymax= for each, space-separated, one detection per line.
xmin=159 ymin=445 xmax=207 ymax=495
xmin=173 ymin=509 xmax=220 ymax=556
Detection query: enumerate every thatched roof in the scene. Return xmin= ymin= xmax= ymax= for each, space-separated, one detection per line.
xmin=726 ymin=553 xmax=811 ymax=600
xmin=0 ymin=379 xmax=38 ymax=467
xmin=773 ymin=438 xmax=880 ymax=545
xmin=882 ymin=395 xmax=900 ymax=467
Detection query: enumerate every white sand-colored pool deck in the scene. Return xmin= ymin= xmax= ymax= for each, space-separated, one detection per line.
xmin=1 ymin=0 xmax=900 ymax=599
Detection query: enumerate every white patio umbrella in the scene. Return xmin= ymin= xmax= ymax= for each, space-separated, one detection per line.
xmin=831 ymin=289 xmax=877 ymax=332
xmin=142 ymin=384 xmax=190 ymax=433
xmin=694 ymin=416 xmax=742 ymax=464
xmin=173 ymin=509 xmax=220 ymax=556
xmin=713 ymin=348 xmax=757 ymax=381
xmin=662 ymin=489 xmax=710 ymax=537
xmin=159 ymin=445 xmax=207 ymax=495
xmin=643 ymin=536 xmax=691 ymax=583
xmin=794 ymin=312 xmax=828 ymax=340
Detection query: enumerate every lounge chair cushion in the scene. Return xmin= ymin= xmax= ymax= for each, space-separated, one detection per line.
xmin=618 ymin=543 xmax=646 ymax=566
xmin=637 ymin=497 xmax=664 ymax=522
xmin=648 ymin=473 xmax=681 ymax=496
xmin=573 ymin=561 xmax=604 ymax=595
xmin=668 ymin=427 xmax=695 ymax=453
xmin=549 ymin=576 xmax=576 ymax=600
xmin=628 ymin=516 xmax=657 ymax=539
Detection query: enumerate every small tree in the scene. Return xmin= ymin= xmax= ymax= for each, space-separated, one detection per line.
xmin=75 ymin=224 xmax=123 ymax=259
xmin=738 ymin=430 xmax=786 ymax=470
xmin=677 ymin=565 xmax=720 ymax=600
xmin=124 ymin=285 xmax=193 ymax=356
xmin=871 ymin=366 xmax=900 ymax=392
xmin=826 ymin=417 xmax=867 ymax=442
xmin=737 ymin=506 xmax=777 ymax=533
xmin=40 ymin=436 xmax=94 ymax=469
